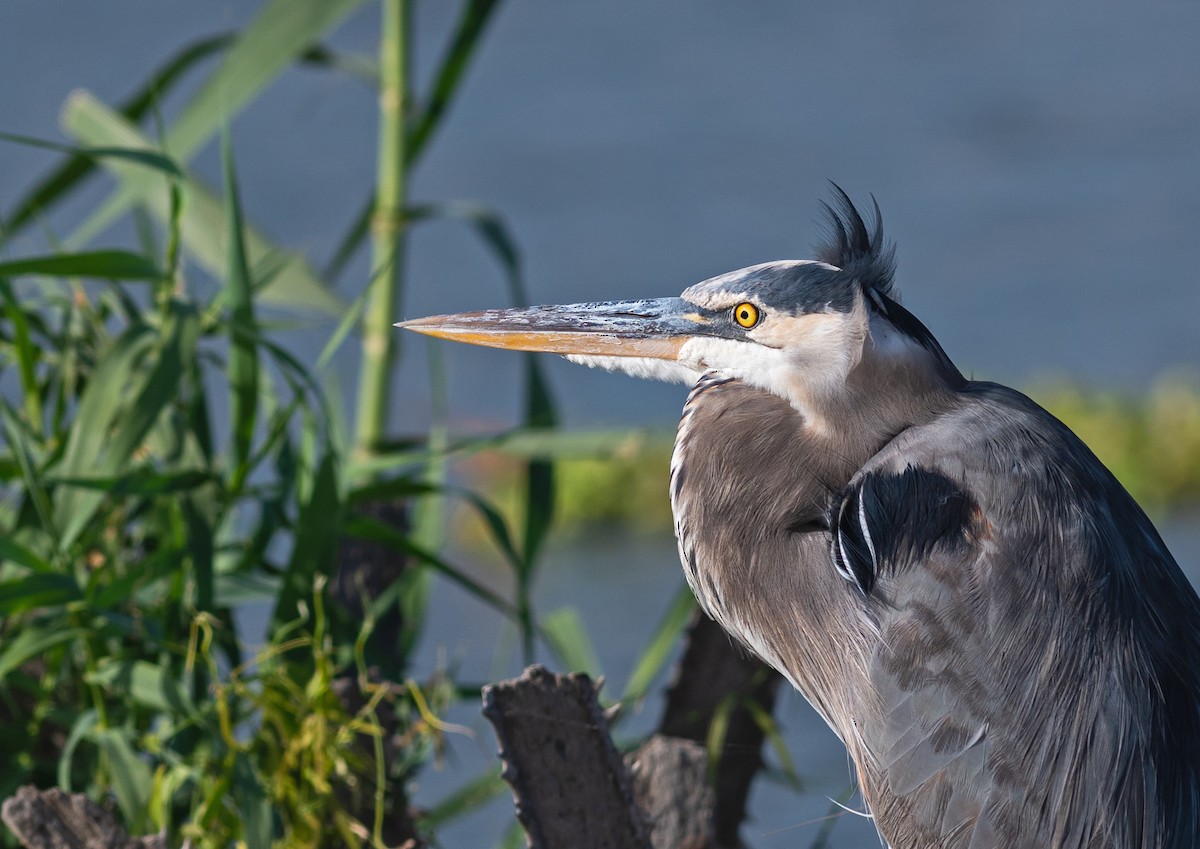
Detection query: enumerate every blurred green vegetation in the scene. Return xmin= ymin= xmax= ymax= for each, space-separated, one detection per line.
xmin=468 ymin=376 xmax=1200 ymax=539
xmin=0 ymin=2 xmax=684 ymax=847
xmin=457 ymin=430 xmax=676 ymax=540
xmin=1034 ymin=375 xmax=1200 ymax=515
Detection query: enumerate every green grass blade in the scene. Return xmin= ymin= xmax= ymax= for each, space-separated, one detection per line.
xmin=408 ymin=0 xmax=504 ymax=163
xmin=401 ymin=201 xmax=520 ymax=293
xmin=0 ymin=625 xmax=87 ymax=678
xmin=347 ymin=476 xmax=438 ymax=504
xmin=344 ymin=514 xmax=520 ymax=621
xmin=420 ymin=770 xmax=508 ymax=831
xmin=0 ymin=250 xmax=162 ymax=281
xmin=103 ymin=316 xmax=190 ymax=466
xmin=89 ymin=538 xmax=205 ymax=611
xmin=321 ymin=195 xmax=372 ymax=283
xmin=490 ymin=427 xmax=674 ymax=460
xmin=233 ymin=754 xmax=273 ymax=849
xmin=54 ymin=313 xmax=190 ymax=549
xmin=745 ymin=695 xmax=803 ymax=791
xmin=222 ymin=129 xmax=258 ymax=488
xmin=57 ymin=710 xmax=100 ymax=791
xmin=0 ymin=538 xmax=54 ymax=573
xmin=61 ymin=92 xmax=345 ymax=315
xmin=541 ymin=606 xmax=602 ymax=677
xmin=131 ymin=206 xmax=159 ymax=259
xmin=94 ymin=728 xmax=153 ymax=832
xmin=340 ymin=427 xmax=672 ymax=487
xmin=0 ymin=279 xmax=44 ymax=432
xmin=214 ymin=571 xmax=281 ymax=608
xmin=182 ymin=496 xmax=215 ymax=613
xmin=46 ymin=468 xmax=213 ymax=496
xmin=0 ymin=399 xmax=59 ymax=541
xmin=498 ymin=820 xmax=526 ymax=849
xmin=413 ymin=345 xmax=448 ymax=544
xmin=165 ymin=0 xmax=368 ymax=160
xmin=64 ymin=0 xmax=368 ymax=248
xmin=520 ymin=355 xmax=557 ymax=570
xmin=270 ymin=448 xmax=340 ymax=637
xmin=620 ymin=583 xmax=696 ymax=703
xmin=298 ymin=43 xmax=378 ymax=85
xmin=0 ymin=573 xmax=83 ymax=616
xmin=451 ymin=488 xmax=523 ymax=572
xmin=63 ymin=321 xmax=156 ymax=448
xmin=3 ymin=33 xmax=233 ymax=236
xmin=705 ymin=694 xmax=736 ymax=782
xmin=0 ymin=132 xmax=183 ymax=179
xmin=89 ymin=659 xmax=201 ymax=724
xmin=316 ymin=271 xmax=372 ymax=370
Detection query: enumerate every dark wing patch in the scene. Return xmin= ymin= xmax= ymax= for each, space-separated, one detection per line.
xmin=829 ymin=466 xmax=978 ymax=595
xmin=831 ymin=482 xmax=878 ymax=593
xmin=815 ymin=186 xmax=967 ymax=388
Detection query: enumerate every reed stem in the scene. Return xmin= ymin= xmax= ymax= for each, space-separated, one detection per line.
xmin=354 ymin=0 xmax=409 ymax=461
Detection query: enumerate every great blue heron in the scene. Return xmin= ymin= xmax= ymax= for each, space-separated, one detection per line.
xmin=400 ymin=190 xmax=1200 ymax=848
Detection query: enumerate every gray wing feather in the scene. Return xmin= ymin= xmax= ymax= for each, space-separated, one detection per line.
xmin=846 ymin=383 xmax=1200 ymax=849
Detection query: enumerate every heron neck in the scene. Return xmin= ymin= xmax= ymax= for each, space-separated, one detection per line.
xmin=802 ymin=331 xmax=963 ymax=450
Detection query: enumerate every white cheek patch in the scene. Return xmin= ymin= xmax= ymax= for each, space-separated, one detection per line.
xmin=765 ymin=313 xmax=864 ymax=375
xmin=677 ymin=336 xmax=783 ymax=373
xmin=564 ymin=354 xmax=702 ymax=384
xmin=677 ymin=337 xmax=796 ymax=397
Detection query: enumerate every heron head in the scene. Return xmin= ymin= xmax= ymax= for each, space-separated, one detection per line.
xmin=399 ymin=189 xmax=963 ymax=420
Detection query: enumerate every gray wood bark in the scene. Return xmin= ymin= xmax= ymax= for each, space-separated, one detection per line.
xmin=483 ymin=665 xmax=653 ymax=849
xmin=657 ymin=612 xmax=782 ymax=848
xmin=481 ymin=611 xmax=783 ymax=849
xmin=625 ymin=736 xmax=715 ymax=849
xmin=1 ymin=786 xmax=164 ymax=849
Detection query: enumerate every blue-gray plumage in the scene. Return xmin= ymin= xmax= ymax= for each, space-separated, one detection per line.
xmin=400 ymin=188 xmax=1200 ymax=848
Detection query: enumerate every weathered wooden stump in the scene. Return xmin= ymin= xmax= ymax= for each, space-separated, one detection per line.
xmin=1 ymin=786 xmax=164 ymax=849
xmin=482 ymin=609 xmax=784 ymax=849
xmin=483 ymin=665 xmax=652 ymax=849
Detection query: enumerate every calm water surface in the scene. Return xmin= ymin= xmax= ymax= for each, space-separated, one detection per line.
xmin=4 ymin=2 xmax=1200 ymax=845
xmin=3 ymin=1 xmax=1199 ymax=433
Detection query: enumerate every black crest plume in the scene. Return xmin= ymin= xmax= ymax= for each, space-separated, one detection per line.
xmin=816 ymin=183 xmax=896 ymax=297
xmin=818 ymin=185 xmax=965 ymax=387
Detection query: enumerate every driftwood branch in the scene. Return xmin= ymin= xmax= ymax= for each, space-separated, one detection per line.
xmin=658 ymin=612 xmax=782 ymax=847
xmin=483 ymin=665 xmax=652 ymax=849
xmin=625 ymin=736 xmax=715 ymax=849
xmin=483 ymin=610 xmax=785 ymax=849
xmin=1 ymin=786 xmax=164 ymax=849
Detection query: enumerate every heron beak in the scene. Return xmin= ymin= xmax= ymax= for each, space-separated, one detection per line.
xmin=396 ymin=298 xmax=705 ymax=360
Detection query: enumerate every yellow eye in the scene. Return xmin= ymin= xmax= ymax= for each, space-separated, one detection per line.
xmin=733 ymin=302 xmax=760 ymax=328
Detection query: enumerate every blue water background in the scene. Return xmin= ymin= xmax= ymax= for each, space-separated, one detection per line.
xmin=4 ymin=2 xmax=1200 ymax=845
